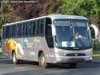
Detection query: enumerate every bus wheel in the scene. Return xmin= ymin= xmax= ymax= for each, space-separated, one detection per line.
xmin=12 ymin=52 xmax=18 ymax=64
xmin=39 ymin=53 xmax=48 ymax=68
xmin=68 ymin=63 xmax=77 ymax=68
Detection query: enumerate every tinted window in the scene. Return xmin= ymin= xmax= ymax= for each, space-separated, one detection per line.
xmin=41 ymin=19 xmax=45 ymax=35
xmin=17 ymin=24 xmax=22 ymax=37
xmin=23 ymin=23 xmax=27 ymax=36
xmin=12 ymin=25 xmax=15 ymax=37
xmin=37 ymin=20 xmax=40 ymax=35
xmin=29 ymin=22 xmax=32 ymax=35
xmin=6 ymin=26 xmax=10 ymax=38
xmin=27 ymin=23 xmax=29 ymax=35
xmin=23 ymin=23 xmax=25 ymax=36
xmin=3 ymin=27 xmax=6 ymax=38
xmin=33 ymin=21 xmax=36 ymax=35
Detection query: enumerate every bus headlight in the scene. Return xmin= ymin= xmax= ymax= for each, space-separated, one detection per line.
xmin=86 ymin=53 xmax=92 ymax=56
xmin=59 ymin=53 xmax=66 ymax=56
xmin=90 ymin=57 xmax=92 ymax=60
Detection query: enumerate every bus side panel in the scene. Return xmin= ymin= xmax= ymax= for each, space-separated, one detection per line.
xmin=2 ymin=36 xmax=55 ymax=63
xmin=13 ymin=36 xmax=52 ymax=63
xmin=17 ymin=36 xmax=51 ymax=62
xmin=2 ymin=39 xmax=12 ymax=59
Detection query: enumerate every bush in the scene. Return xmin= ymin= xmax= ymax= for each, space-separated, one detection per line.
xmin=94 ymin=43 xmax=100 ymax=50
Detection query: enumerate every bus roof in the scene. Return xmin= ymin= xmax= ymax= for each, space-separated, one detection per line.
xmin=3 ymin=14 xmax=87 ymax=26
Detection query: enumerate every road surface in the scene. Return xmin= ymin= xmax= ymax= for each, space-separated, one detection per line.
xmin=0 ymin=59 xmax=100 ymax=75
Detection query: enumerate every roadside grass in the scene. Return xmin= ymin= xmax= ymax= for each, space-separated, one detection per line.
xmin=93 ymin=54 xmax=100 ymax=58
xmin=93 ymin=54 xmax=100 ymax=56
xmin=93 ymin=43 xmax=100 ymax=58
xmin=0 ymin=47 xmax=2 ymax=54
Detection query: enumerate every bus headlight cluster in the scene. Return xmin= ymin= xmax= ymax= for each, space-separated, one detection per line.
xmin=59 ymin=53 xmax=66 ymax=56
xmin=86 ymin=53 xmax=92 ymax=56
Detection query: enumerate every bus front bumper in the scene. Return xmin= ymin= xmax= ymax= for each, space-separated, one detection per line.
xmin=53 ymin=56 xmax=92 ymax=63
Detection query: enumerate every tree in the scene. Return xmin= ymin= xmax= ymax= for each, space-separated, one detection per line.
xmin=60 ymin=0 xmax=100 ymax=26
xmin=0 ymin=1 xmax=13 ymax=26
xmin=8 ymin=0 xmax=49 ymax=20
xmin=42 ymin=0 xmax=65 ymax=15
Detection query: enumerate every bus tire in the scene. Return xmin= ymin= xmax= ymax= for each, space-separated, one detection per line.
xmin=12 ymin=52 xmax=19 ymax=64
xmin=39 ymin=53 xmax=48 ymax=68
xmin=68 ymin=63 xmax=77 ymax=68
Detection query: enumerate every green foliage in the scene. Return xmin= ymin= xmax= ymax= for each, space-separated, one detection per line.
xmin=0 ymin=3 xmax=13 ymax=27
xmin=0 ymin=1 xmax=13 ymax=40
xmin=42 ymin=0 xmax=65 ymax=15
xmin=94 ymin=43 xmax=100 ymax=50
xmin=60 ymin=0 xmax=100 ymax=17
xmin=58 ymin=0 xmax=100 ymax=27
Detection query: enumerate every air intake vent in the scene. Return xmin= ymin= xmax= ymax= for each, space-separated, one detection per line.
xmin=66 ymin=53 xmax=85 ymax=56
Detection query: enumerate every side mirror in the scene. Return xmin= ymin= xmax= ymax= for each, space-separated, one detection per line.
xmin=90 ymin=24 xmax=99 ymax=42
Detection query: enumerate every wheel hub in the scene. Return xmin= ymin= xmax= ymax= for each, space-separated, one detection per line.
xmin=41 ymin=56 xmax=45 ymax=65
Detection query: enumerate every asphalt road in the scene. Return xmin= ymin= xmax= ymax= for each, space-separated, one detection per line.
xmin=0 ymin=59 xmax=100 ymax=75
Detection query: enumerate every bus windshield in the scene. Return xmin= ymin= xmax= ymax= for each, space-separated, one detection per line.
xmin=54 ymin=19 xmax=91 ymax=49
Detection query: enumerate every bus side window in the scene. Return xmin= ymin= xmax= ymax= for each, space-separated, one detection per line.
xmin=21 ymin=24 xmax=23 ymax=36
xmin=30 ymin=22 xmax=33 ymax=35
xmin=29 ymin=22 xmax=32 ymax=36
xmin=15 ymin=25 xmax=17 ymax=36
xmin=8 ymin=26 xmax=10 ymax=38
xmin=37 ymin=20 xmax=40 ymax=35
xmin=41 ymin=19 xmax=44 ymax=35
xmin=5 ymin=27 xmax=7 ymax=38
xmin=12 ymin=25 xmax=14 ymax=37
xmin=27 ymin=23 xmax=29 ymax=36
xmin=12 ymin=25 xmax=15 ymax=37
xmin=9 ymin=26 xmax=12 ymax=38
xmin=39 ymin=20 xmax=41 ymax=35
xmin=3 ymin=27 xmax=5 ymax=39
xmin=6 ymin=26 xmax=10 ymax=38
xmin=25 ymin=23 xmax=27 ymax=36
xmin=3 ymin=27 xmax=6 ymax=39
xmin=18 ymin=24 xmax=22 ymax=37
xmin=32 ymin=21 xmax=36 ymax=35
xmin=23 ymin=23 xmax=27 ymax=36
xmin=16 ymin=24 xmax=18 ymax=37
xmin=23 ymin=23 xmax=25 ymax=36
xmin=12 ymin=25 xmax=16 ymax=37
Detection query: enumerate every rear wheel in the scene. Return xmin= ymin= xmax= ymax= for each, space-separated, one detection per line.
xmin=68 ymin=63 xmax=77 ymax=68
xmin=12 ymin=52 xmax=19 ymax=64
xmin=39 ymin=53 xmax=48 ymax=68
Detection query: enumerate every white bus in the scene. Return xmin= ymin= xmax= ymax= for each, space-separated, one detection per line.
xmin=2 ymin=14 xmax=92 ymax=68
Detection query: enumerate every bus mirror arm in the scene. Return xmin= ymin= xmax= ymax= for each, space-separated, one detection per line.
xmin=90 ymin=24 xmax=99 ymax=42
xmin=52 ymin=25 xmax=56 ymax=36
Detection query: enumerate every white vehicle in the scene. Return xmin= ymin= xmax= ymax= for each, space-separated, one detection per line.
xmin=2 ymin=14 xmax=92 ymax=68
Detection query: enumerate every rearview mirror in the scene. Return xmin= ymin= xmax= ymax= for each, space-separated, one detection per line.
xmin=90 ymin=24 xmax=99 ymax=42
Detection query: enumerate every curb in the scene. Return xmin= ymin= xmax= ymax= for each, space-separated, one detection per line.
xmin=0 ymin=54 xmax=6 ymax=59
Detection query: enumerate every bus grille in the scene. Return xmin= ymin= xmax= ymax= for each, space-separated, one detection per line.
xmin=66 ymin=53 xmax=85 ymax=56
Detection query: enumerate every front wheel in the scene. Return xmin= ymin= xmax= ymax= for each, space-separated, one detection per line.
xmin=39 ymin=53 xmax=48 ymax=68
